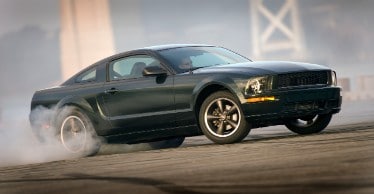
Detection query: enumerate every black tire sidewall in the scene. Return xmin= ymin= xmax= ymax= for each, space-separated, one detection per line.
xmin=285 ymin=113 xmax=333 ymax=135
xmin=149 ymin=137 xmax=185 ymax=149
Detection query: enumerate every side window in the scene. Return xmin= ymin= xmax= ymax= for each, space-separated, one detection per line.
xmin=76 ymin=67 xmax=96 ymax=83
xmin=109 ymin=55 xmax=162 ymax=81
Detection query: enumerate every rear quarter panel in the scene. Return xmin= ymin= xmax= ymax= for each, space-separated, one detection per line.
xmin=30 ymin=82 xmax=111 ymax=135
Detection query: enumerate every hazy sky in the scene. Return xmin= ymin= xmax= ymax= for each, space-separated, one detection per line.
xmin=0 ymin=0 xmax=373 ymax=104
xmin=0 ymin=0 xmax=59 ymax=37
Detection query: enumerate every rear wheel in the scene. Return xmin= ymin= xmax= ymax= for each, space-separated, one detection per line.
xmin=285 ymin=113 xmax=333 ymax=135
xmin=57 ymin=107 xmax=101 ymax=156
xmin=199 ymin=91 xmax=251 ymax=144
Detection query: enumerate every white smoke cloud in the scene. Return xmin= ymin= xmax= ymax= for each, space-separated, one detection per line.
xmin=0 ymin=106 xmax=102 ymax=167
xmin=0 ymin=104 xmax=183 ymax=167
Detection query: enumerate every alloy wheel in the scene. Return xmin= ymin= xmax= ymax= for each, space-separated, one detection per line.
xmin=60 ymin=115 xmax=87 ymax=153
xmin=204 ymin=97 xmax=241 ymax=137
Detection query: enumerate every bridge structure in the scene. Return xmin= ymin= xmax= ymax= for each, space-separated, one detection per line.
xmin=250 ymin=0 xmax=304 ymax=59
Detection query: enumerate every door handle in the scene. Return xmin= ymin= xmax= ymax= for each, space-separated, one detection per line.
xmin=105 ymin=88 xmax=119 ymax=94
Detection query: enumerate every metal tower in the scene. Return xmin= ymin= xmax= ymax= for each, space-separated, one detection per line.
xmin=250 ymin=0 xmax=304 ymax=59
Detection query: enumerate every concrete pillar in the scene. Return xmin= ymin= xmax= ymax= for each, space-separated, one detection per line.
xmin=60 ymin=0 xmax=115 ymax=80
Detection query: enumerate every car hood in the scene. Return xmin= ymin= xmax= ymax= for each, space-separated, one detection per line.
xmin=193 ymin=61 xmax=330 ymax=76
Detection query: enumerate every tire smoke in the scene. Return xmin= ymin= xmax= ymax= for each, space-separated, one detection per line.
xmin=0 ymin=105 xmax=181 ymax=167
xmin=0 ymin=106 xmax=102 ymax=167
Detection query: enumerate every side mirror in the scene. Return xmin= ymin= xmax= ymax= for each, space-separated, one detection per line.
xmin=142 ymin=66 xmax=167 ymax=76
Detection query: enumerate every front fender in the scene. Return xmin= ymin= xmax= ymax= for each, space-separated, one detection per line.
xmin=191 ymin=75 xmax=246 ymax=108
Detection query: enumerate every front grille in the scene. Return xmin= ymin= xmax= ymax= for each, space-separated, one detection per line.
xmin=277 ymin=71 xmax=329 ymax=88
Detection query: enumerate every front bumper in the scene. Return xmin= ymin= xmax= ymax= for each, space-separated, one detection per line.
xmin=242 ymin=86 xmax=342 ymax=126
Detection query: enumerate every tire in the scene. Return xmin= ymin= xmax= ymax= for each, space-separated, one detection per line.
xmin=149 ymin=137 xmax=185 ymax=149
xmin=285 ymin=113 xmax=333 ymax=135
xmin=199 ymin=91 xmax=251 ymax=144
xmin=56 ymin=106 xmax=101 ymax=156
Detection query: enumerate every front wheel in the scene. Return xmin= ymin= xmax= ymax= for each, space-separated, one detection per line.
xmin=285 ymin=113 xmax=333 ymax=135
xmin=199 ymin=91 xmax=251 ymax=144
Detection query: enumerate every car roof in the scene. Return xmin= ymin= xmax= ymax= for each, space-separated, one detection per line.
xmin=101 ymin=44 xmax=216 ymax=63
xmin=142 ymin=44 xmax=215 ymax=51
xmin=62 ymin=44 xmax=217 ymax=85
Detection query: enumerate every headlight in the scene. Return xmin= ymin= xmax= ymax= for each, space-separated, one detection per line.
xmin=244 ymin=76 xmax=273 ymax=96
xmin=331 ymin=71 xmax=337 ymax=86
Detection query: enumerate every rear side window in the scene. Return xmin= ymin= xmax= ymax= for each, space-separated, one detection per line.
xmin=76 ymin=67 xmax=96 ymax=83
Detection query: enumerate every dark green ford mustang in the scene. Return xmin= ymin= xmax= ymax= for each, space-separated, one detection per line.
xmin=30 ymin=44 xmax=342 ymax=155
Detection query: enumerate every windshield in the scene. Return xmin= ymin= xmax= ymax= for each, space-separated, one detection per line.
xmin=158 ymin=46 xmax=251 ymax=73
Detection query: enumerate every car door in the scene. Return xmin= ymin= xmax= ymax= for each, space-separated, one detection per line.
xmin=101 ymin=55 xmax=175 ymax=135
